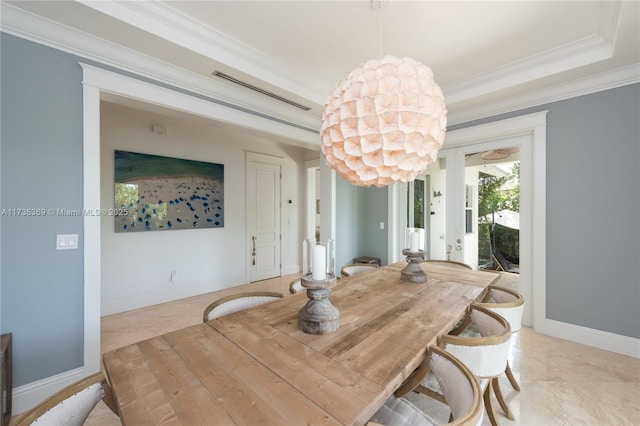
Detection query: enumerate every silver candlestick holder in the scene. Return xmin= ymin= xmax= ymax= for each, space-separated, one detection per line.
xmin=401 ymin=249 xmax=427 ymax=283
xmin=298 ymin=274 xmax=340 ymax=335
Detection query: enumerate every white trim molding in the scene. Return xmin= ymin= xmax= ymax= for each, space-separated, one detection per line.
xmin=0 ymin=2 xmax=322 ymax=134
xmin=11 ymin=367 xmax=85 ymax=416
xmin=3 ymin=1 xmax=637 ymax=133
xmin=444 ymin=111 xmax=547 ymax=335
xmin=81 ymin=64 xmax=318 ymax=148
xmin=449 ymin=63 xmax=640 ymax=125
xmin=442 ymin=110 xmax=638 ymax=359
xmin=545 ymin=320 xmax=640 ymax=359
xmin=445 ymin=34 xmax=614 ymax=105
xmin=77 ymin=0 xmax=329 ymax=105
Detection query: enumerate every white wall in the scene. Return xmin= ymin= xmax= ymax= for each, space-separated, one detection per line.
xmin=100 ymin=103 xmax=310 ymax=315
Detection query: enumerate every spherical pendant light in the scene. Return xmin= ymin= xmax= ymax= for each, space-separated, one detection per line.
xmin=320 ymin=55 xmax=447 ymax=187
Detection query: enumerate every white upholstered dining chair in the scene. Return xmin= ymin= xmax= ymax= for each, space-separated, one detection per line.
xmin=419 ymin=306 xmax=512 ymax=426
xmin=13 ymin=372 xmax=118 ymax=425
xmin=369 ymin=346 xmax=483 ymax=426
xmin=202 ymin=291 xmax=284 ymax=321
xmin=340 ymin=263 xmax=379 ymax=277
xmin=421 ymin=259 xmax=473 ymax=270
xmin=473 ymin=285 xmax=525 ymax=393
xmin=289 ymin=278 xmax=304 ymax=294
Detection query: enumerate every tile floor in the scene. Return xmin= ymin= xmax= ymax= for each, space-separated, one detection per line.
xmin=76 ymin=272 xmax=640 ymax=425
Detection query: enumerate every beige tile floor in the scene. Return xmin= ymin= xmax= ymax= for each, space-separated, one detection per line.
xmin=74 ymin=273 xmax=640 ymax=424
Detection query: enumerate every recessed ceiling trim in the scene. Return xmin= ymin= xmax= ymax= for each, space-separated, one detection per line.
xmin=212 ymin=71 xmax=311 ymax=111
xmin=448 ymin=63 xmax=639 ymax=125
xmin=444 ymin=34 xmax=614 ymax=105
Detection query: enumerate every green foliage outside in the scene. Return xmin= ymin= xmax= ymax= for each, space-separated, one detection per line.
xmin=114 ymin=183 xmax=168 ymax=231
xmin=477 ymin=163 xmax=520 ymax=267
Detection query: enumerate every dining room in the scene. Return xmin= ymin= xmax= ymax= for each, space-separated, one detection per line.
xmin=1 ymin=2 xmax=639 ymax=424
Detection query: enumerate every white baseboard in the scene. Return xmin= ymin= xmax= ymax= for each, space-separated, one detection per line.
xmin=101 ymin=282 xmax=224 ymax=316
xmin=101 ymin=268 xmax=303 ymax=316
xmin=282 ymin=264 xmax=301 ymax=276
xmin=11 ymin=366 xmax=88 ymax=415
xmin=545 ymin=319 xmax=640 ymax=359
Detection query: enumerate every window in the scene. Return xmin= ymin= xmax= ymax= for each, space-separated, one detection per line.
xmin=465 ymin=184 xmax=473 ymax=234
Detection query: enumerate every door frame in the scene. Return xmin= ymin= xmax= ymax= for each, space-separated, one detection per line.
xmin=439 ymin=134 xmax=529 ymax=269
xmin=304 ymin=159 xmax=320 ymax=241
xmin=389 ymin=111 xmax=547 ymax=332
xmin=246 ymin=151 xmax=284 ymax=282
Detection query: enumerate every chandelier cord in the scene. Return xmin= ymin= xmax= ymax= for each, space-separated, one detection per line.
xmin=377 ymin=1 xmax=383 ymax=57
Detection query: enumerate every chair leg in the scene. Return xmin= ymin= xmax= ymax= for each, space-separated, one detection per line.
xmin=414 ymin=384 xmax=447 ymax=404
xmin=484 ymin=382 xmax=499 ymax=426
xmin=505 ymin=361 xmax=520 ymax=391
xmin=492 ymin=377 xmax=514 ymax=420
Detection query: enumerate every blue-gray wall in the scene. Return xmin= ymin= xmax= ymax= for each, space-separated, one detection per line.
xmin=335 ymin=178 xmax=388 ymax=270
xmin=1 ymin=33 xmax=85 ymax=386
xmin=450 ymin=84 xmax=640 ymax=339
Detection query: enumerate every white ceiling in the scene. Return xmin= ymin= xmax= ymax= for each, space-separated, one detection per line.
xmin=3 ymin=0 xmax=639 ymax=140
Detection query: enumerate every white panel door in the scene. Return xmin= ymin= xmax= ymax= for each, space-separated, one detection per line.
xmin=247 ymin=156 xmax=281 ymax=282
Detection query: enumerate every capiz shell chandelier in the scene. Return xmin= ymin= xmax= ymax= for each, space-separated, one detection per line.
xmin=320 ymin=55 xmax=447 ymax=187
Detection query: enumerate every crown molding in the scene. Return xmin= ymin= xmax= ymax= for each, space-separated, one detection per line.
xmin=444 ymin=34 xmax=614 ymax=105
xmin=0 ymin=2 xmax=322 ymax=134
xmin=2 ymin=1 xmax=635 ymax=130
xmin=448 ymin=63 xmax=640 ymax=125
xmin=444 ymin=1 xmax=622 ymax=105
xmin=77 ymin=0 xmax=330 ymax=105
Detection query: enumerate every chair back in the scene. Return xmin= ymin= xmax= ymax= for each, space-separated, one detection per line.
xmin=289 ymin=279 xmax=304 ymax=294
xmin=203 ymin=291 xmax=283 ymax=321
xmin=390 ymin=346 xmax=483 ymax=426
xmin=428 ymin=347 xmax=484 ymax=425
xmin=475 ymin=285 xmax=524 ymax=333
xmin=14 ymin=372 xmax=118 ymax=426
xmin=439 ymin=305 xmax=511 ymax=379
xmin=422 ymin=259 xmax=472 ymax=270
xmin=341 ymin=263 xmax=379 ymax=277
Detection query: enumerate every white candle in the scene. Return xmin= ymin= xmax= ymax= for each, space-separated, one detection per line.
xmin=312 ymin=244 xmax=327 ymax=280
xmin=409 ymin=231 xmax=420 ymax=252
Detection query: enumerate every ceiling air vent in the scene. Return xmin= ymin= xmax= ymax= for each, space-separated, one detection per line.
xmin=212 ymin=71 xmax=311 ymax=111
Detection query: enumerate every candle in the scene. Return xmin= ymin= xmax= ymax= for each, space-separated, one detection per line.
xmin=312 ymin=244 xmax=327 ymax=280
xmin=409 ymin=231 xmax=420 ymax=252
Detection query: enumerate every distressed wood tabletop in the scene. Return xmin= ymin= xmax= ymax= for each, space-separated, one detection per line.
xmin=103 ymin=263 xmax=498 ymax=426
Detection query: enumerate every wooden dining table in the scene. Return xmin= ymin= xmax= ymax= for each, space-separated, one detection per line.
xmin=102 ymin=261 xmax=499 ymax=426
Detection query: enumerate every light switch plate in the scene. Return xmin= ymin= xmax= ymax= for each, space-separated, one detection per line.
xmin=57 ymin=234 xmax=79 ymax=250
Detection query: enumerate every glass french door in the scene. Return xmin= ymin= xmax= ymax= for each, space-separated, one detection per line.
xmin=435 ymin=140 xmax=522 ymax=269
xmin=406 ymin=176 xmax=430 ymax=257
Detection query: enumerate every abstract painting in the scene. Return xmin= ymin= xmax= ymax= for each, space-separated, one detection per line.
xmin=114 ymin=150 xmax=224 ymax=232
